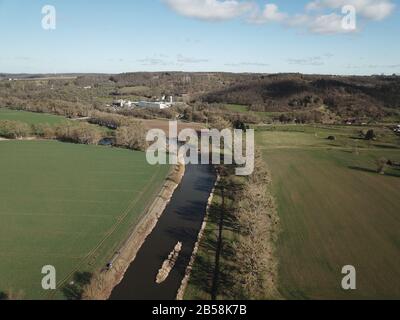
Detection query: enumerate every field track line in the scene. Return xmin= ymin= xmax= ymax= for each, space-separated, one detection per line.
xmin=45 ymin=164 xmax=165 ymax=299
xmin=0 ymin=252 xmax=84 ymax=259
xmin=0 ymin=213 xmax=114 ymax=218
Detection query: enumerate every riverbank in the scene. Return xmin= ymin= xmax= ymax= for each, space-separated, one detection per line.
xmin=183 ymin=157 xmax=281 ymax=300
xmin=0 ymin=137 xmax=38 ymax=141
xmin=83 ymin=162 xmax=186 ymax=300
xmin=109 ymin=163 xmax=217 ymax=300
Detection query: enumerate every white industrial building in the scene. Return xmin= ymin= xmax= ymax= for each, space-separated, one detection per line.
xmin=137 ymin=101 xmax=170 ymax=109
xmin=136 ymin=96 xmax=173 ymax=110
xmin=111 ymin=96 xmax=173 ymax=110
xmin=112 ymin=99 xmax=134 ymax=108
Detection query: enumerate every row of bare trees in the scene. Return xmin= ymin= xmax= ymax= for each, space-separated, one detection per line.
xmin=88 ymin=111 xmax=149 ymax=151
xmin=0 ymin=120 xmax=104 ymax=145
xmin=217 ymin=153 xmax=280 ymax=299
xmin=115 ymin=122 xmax=148 ymax=152
xmin=0 ymin=96 xmax=92 ymax=119
xmin=55 ymin=123 xmax=103 ymax=145
xmin=0 ymin=120 xmax=31 ymax=139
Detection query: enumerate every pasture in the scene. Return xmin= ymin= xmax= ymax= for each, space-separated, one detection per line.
xmin=0 ymin=108 xmax=68 ymax=125
xmin=0 ymin=140 xmax=170 ymax=299
xmin=257 ymin=125 xmax=400 ymax=299
xmin=224 ymin=104 xmax=249 ymax=113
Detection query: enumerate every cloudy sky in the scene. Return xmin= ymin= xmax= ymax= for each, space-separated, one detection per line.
xmin=0 ymin=0 xmax=398 ymax=74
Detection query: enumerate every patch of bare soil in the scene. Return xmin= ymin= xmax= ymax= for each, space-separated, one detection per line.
xmin=0 ymin=137 xmax=38 ymax=141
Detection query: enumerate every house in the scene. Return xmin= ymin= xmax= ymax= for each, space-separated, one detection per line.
xmin=344 ymin=118 xmax=356 ymax=125
xmin=112 ymin=99 xmax=124 ymax=108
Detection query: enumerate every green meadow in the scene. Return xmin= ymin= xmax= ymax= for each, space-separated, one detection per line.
xmin=0 ymin=140 xmax=170 ymax=299
xmin=0 ymin=108 xmax=68 ymax=125
xmin=257 ymin=125 xmax=400 ymax=299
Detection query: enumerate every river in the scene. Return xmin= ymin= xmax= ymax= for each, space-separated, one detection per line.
xmin=109 ymin=163 xmax=216 ymax=300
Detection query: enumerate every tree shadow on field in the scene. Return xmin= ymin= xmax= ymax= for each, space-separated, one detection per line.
xmin=188 ymin=241 xmax=238 ymax=300
xmin=62 ymin=272 xmax=93 ymax=300
xmin=372 ymin=143 xmax=400 ymax=150
xmin=349 ymin=166 xmax=400 ymax=178
xmin=207 ymin=202 xmax=240 ymax=234
xmin=210 ymin=187 xmax=242 ymax=300
xmin=187 ymin=197 xmax=242 ymax=300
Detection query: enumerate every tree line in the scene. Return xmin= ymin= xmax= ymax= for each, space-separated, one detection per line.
xmin=207 ymin=153 xmax=280 ymax=299
xmin=0 ymin=117 xmax=148 ymax=152
xmin=231 ymin=152 xmax=280 ymax=299
xmin=0 ymin=120 xmax=103 ymax=145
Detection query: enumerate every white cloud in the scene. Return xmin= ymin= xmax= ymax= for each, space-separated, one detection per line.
xmin=162 ymin=0 xmax=395 ymax=33
xmin=308 ymin=13 xmax=349 ymax=34
xmin=285 ymin=14 xmax=312 ymax=27
xmin=138 ymin=54 xmax=209 ymax=66
xmin=225 ymin=61 xmax=270 ymax=66
xmin=177 ymin=54 xmax=209 ymax=63
xmin=249 ymin=4 xmax=288 ymax=23
xmin=288 ymin=56 xmax=325 ymax=66
xmin=163 ymin=0 xmax=253 ymax=21
xmin=306 ymin=0 xmax=396 ymax=21
xmin=260 ymin=6 xmax=356 ymax=34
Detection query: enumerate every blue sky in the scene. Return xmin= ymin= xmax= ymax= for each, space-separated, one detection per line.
xmin=0 ymin=0 xmax=398 ymax=75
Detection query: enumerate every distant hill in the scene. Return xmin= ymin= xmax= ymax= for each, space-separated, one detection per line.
xmin=2 ymin=72 xmax=399 ymax=119
xmin=201 ymin=74 xmax=400 ymax=118
xmin=100 ymin=72 xmax=400 ymax=117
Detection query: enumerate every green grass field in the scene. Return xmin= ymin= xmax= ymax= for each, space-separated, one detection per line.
xmin=257 ymin=125 xmax=400 ymax=299
xmin=0 ymin=140 xmax=170 ymax=299
xmin=184 ymin=189 xmax=237 ymax=300
xmin=222 ymin=104 xmax=285 ymax=121
xmin=224 ymin=104 xmax=249 ymax=113
xmin=185 ymin=124 xmax=400 ymax=300
xmin=0 ymin=108 xmax=68 ymax=125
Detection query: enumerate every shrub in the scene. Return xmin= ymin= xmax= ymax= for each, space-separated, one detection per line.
xmin=32 ymin=123 xmax=56 ymax=138
xmin=115 ymin=122 xmax=148 ymax=151
xmin=365 ymin=129 xmax=376 ymax=141
xmin=376 ymin=157 xmax=388 ymax=175
xmin=0 ymin=120 xmax=31 ymax=139
xmin=55 ymin=123 xmax=103 ymax=145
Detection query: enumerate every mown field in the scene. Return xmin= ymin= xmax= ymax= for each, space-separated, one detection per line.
xmin=257 ymin=125 xmax=400 ymax=299
xmin=0 ymin=140 xmax=170 ymax=299
xmin=223 ymin=104 xmax=285 ymax=121
xmin=0 ymin=108 xmax=68 ymax=125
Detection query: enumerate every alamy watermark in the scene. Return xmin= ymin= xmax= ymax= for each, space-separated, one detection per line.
xmin=41 ymin=5 xmax=56 ymax=30
xmin=40 ymin=4 xmax=357 ymax=32
xmin=342 ymin=5 xmax=357 ymax=31
xmin=146 ymin=121 xmax=255 ymax=176
xmin=41 ymin=265 xmax=56 ymax=290
xmin=342 ymin=265 xmax=357 ymax=290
